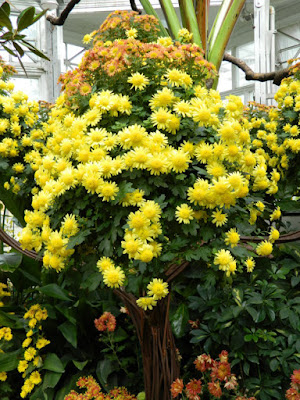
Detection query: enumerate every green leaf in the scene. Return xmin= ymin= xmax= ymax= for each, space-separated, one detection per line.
xmin=0 ymin=309 xmax=23 ymax=329
xmin=244 ymin=334 xmax=253 ymax=342
xmin=73 ymin=360 xmax=88 ymax=371
xmin=42 ymin=371 xmax=62 ymax=389
xmin=171 ymin=303 xmax=189 ymax=338
xmin=66 ymin=229 xmax=91 ymax=249
xmin=0 ymin=252 xmax=22 ymax=272
xmin=0 ymin=2 xmax=12 ymax=30
xmin=247 ymin=354 xmax=259 ymax=364
xmin=189 ymin=327 xmax=208 ymax=342
xmin=43 ymin=354 xmax=65 ymax=373
xmin=1 ymin=44 xmax=15 ymax=57
xmin=243 ymin=361 xmax=250 ymax=375
xmin=80 ymin=272 xmax=102 ymax=291
xmin=32 ymin=9 xmax=47 ymax=24
xmin=246 ymin=306 xmax=258 ymax=322
xmin=29 ymin=386 xmax=46 ymax=400
xmin=289 ymin=310 xmax=300 ymax=330
xmin=20 ymin=39 xmax=50 ymax=61
xmin=282 ymin=110 xmax=297 ymax=120
xmin=113 ymin=327 xmax=128 ymax=343
xmin=58 ymin=321 xmax=77 ymax=348
xmin=280 ymin=307 xmax=289 ymax=320
xmin=38 ymin=284 xmax=71 ymax=301
xmin=270 ymin=358 xmax=279 ymax=372
xmin=55 ymin=306 xmax=76 ymax=325
xmin=17 ymin=7 xmax=35 ymax=32
xmin=0 ymin=349 xmax=22 ymax=371
xmin=292 ymin=276 xmax=300 ymax=287
xmin=96 ymin=359 xmax=116 ymax=387
xmin=12 ymin=41 xmax=24 ymax=57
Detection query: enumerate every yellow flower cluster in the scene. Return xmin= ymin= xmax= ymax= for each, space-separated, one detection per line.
xmin=16 ymin=76 xmax=292 ymax=303
xmin=178 ymin=28 xmax=193 ymax=43
xmin=136 ymin=278 xmax=169 ymax=310
xmin=97 ymin=257 xmax=125 ymax=288
xmin=18 ymin=304 xmax=49 ymax=398
xmin=0 ymin=282 xmax=10 ymax=306
xmin=0 ymin=326 xmax=12 ymax=341
xmin=0 ymin=83 xmax=40 ymax=195
xmin=0 ymin=284 xmax=13 ymax=382
xmin=214 ymin=249 xmax=237 ymax=277
xmin=7 ymin=23 xmax=300 ymax=312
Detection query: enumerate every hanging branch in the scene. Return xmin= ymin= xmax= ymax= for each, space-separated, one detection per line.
xmin=165 ymin=261 xmax=190 ymax=283
xmin=241 ymin=230 xmax=300 ymax=243
xmin=130 ymin=0 xmax=142 ymax=14
xmin=0 ymin=227 xmax=42 ymax=261
xmin=223 ymin=52 xmax=290 ymax=86
xmin=46 ymin=0 xmax=82 ymax=26
xmin=47 ymin=0 xmax=142 ymax=26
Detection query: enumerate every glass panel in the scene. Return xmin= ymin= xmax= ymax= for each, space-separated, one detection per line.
xmin=65 ymin=44 xmax=85 ymax=70
xmin=277 ymin=24 xmax=300 ymax=67
xmin=0 ymin=49 xmax=10 ymax=62
xmin=218 ymin=59 xmax=232 ymax=92
xmin=236 ymin=42 xmax=255 ymax=87
xmin=10 ymin=77 xmax=40 ymax=101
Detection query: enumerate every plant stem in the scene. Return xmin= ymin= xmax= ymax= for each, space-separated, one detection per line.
xmin=158 ymin=0 xmax=181 ymax=40
xmin=138 ymin=0 xmax=168 ymax=37
xmin=178 ymin=0 xmax=202 ymax=47
xmin=208 ymin=0 xmax=246 ymax=86
xmin=107 ymin=332 xmax=129 ymax=376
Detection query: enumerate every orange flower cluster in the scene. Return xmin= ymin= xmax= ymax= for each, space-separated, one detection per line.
xmin=0 ymin=55 xmax=16 ymax=78
xmin=286 ymin=369 xmax=300 ymax=400
xmin=93 ymin=10 xmax=160 ymax=43
xmin=58 ymin=12 xmax=215 ymax=108
xmin=64 ymin=376 xmax=136 ymax=400
xmin=94 ymin=312 xmax=116 ymax=332
xmin=171 ymin=351 xmax=257 ymax=399
xmin=288 ymin=57 xmax=300 ymax=79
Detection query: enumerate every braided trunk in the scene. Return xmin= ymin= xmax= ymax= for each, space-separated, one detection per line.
xmin=115 ymin=290 xmax=179 ymax=400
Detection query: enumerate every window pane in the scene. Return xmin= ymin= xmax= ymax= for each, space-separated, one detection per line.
xmin=218 ymin=60 xmax=232 ymax=92
xmin=236 ymin=42 xmax=255 ymax=87
xmin=10 ymin=77 xmax=40 ymax=101
xmin=65 ymin=44 xmax=85 ymax=70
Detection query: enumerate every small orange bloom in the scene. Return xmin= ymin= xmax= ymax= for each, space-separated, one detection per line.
xmin=170 ymin=378 xmax=184 ymax=398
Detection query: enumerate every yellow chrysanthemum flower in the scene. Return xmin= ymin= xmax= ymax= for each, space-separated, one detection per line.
xmin=214 ymin=249 xmax=233 ymax=271
xmin=18 ymin=360 xmax=28 ymax=373
xmin=269 ymin=227 xmax=280 ymax=242
xmin=256 ymin=240 xmax=273 ymax=256
xmin=270 ymin=206 xmax=281 ymax=221
xmin=211 ymin=209 xmax=228 ymax=227
xmin=103 ymin=266 xmax=125 ymax=288
xmin=147 ymin=279 xmax=169 ymax=300
xmin=24 ymin=347 xmax=37 ymax=361
xmin=175 ymin=204 xmax=194 ymax=224
xmin=245 ymin=257 xmax=255 ymax=272
xmin=29 ymin=371 xmax=42 ymax=385
xmin=224 ymin=228 xmax=240 ymax=248
xmin=136 ymin=296 xmax=157 ymax=311
xmin=0 ymin=372 xmax=7 ymax=381
xmin=97 ymin=257 xmax=115 ymax=271
xmin=125 ymin=28 xmax=138 ymax=39
xmin=128 ymin=72 xmax=149 ymax=90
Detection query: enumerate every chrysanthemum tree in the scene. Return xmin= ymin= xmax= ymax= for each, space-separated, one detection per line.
xmin=1 ymin=10 xmax=300 ymax=400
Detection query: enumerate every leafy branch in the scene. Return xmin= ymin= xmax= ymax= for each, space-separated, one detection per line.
xmin=0 ymin=1 xmax=49 ymax=74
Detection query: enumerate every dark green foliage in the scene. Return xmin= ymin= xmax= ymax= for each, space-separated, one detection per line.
xmin=174 ymin=243 xmax=300 ymax=400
